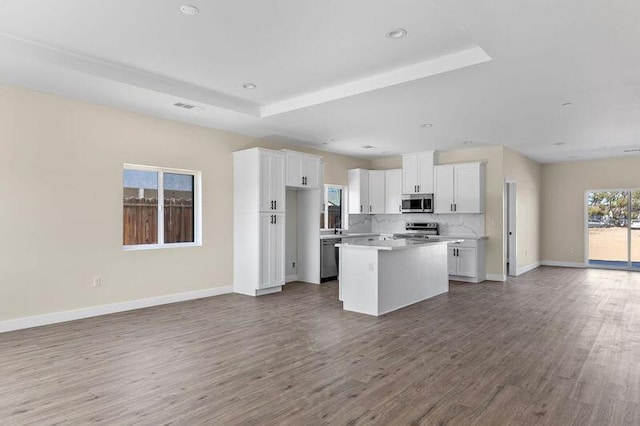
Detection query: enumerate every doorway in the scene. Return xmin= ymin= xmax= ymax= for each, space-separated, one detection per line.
xmin=586 ymin=190 xmax=640 ymax=270
xmin=506 ymin=181 xmax=517 ymax=276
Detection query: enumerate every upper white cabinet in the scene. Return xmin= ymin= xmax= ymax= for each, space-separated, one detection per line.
xmin=348 ymin=169 xmax=386 ymax=214
xmin=434 ymin=162 xmax=485 ymax=214
xmin=402 ymin=151 xmax=434 ymax=195
xmin=385 ymin=169 xmax=402 ymax=214
xmin=348 ymin=169 xmax=369 ymax=214
xmin=259 ymin=151 xmax=285 ymax=212
xmin=284 ymin=150 xmax=321 ymax=189
xmin=368 ymin=170 xmax=386 ymax=214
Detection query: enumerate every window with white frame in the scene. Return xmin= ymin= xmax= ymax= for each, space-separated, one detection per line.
xmin=123 ymin=164 xmax=201 ymax=249
xmin=321 ymin=184 xmax=347 ymax=230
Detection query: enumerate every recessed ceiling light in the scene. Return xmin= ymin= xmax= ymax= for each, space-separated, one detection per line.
xmin=242 ymin=83 xmax=257 ymax=90
xmin=362 ymin=145 xmax=376 ymax=149
xmin=463 ymin=140 xmax=473 ymax=145
xmin=386 ymin=28 xmax=408 ymax=39
xmin=420 ymin=123 xmax=433 ymax=128
xmin=553 ymin=142 xmax=567 ymax=146
xmin=321 ymin=142 xmax=329 ymax=145
xmin=180 ymin=4 xmax=199 ymax=15
xmin=561 ymin=102 xmax=573 ymax=107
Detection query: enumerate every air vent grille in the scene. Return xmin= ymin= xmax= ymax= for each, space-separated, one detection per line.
xmin=173 ymin=102 xmax=204 ymax=111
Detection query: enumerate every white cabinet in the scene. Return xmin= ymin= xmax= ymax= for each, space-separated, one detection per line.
xmin=233 ymin=148 xmax=287 ymax=296
xmin=284 ymin=150 xmax=321 ymax=189
xmin=445 ymin=239 xmax=486 ymax=282
xmin=402 ymin=151 xmax=434 ymax=194
xmin=259 ymin=213 xmax=285 ymax=288
xmin=348 ymin=169 xmax=386 ymax=214
xmin=368 ymin=170 xmax=386 ymax=214
xmin=434 ymin=162 xmax=485 ymax=214
xmin=259 ymin=151 xmax=285 ymax=212
xmin=348 ymin=169 xmax=369 ymax=214
xmin=385 ymin=169 xmax=402 ymax=214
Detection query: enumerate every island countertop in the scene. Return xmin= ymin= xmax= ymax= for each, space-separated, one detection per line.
xmin=336 ymin=238 xmax=463 ymax=251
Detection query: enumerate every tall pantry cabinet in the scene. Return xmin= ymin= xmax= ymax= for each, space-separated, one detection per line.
xmin=234 ymin=148 xmax=286 ymax=296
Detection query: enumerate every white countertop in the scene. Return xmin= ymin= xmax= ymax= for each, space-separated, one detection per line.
xmin=321 ymin=233 xmax=487 ymax=240
xmin=320 ymin=233 xmax=387 ymax=240
xmin=336 ymin=239 xmax=463 ymax=251
xmin=438 ymin=235 xmax=488 ymax=240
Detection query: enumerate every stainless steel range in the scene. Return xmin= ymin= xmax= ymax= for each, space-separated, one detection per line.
xmin=393 ymin=222 xmax=440 ymax=241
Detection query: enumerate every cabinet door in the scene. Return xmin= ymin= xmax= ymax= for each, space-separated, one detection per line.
xmin=286 ymin=152 xmax=304 ymax=188
xmin=448 ymin=247 xmax=458 ymax=275
xmin=271 ymin=213 xmax=285 ymax=286
xmin=417 ymin=151 xmax=434 ymax=194
xmin=303 ymin=157 xmax=320 ymax=189
xmin=456 ymin=247 xmax=477 ymax=277
xmin=434 ymin=165 xmax=455 ymax=214
xmin=259 ymin=214 xmax=273 ymax=288
xmin=270 ymin=154 xmax=286 ymax=212
xmin=348 ymin=169 xmax=369 ymax=214
xmin=368 ymin=170 xmax=385 ymax=214
xmin=259 ymin=153 xmax=273 ymax=212
xmin=402 ymin=154 xmax=418 ymax=194
xmin=454 ymin=163 xmax=482 ymax=213
xmin=385 ymin=169 xmax=402 ymax=214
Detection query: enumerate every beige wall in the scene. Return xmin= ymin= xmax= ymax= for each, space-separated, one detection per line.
xmin=504 ymin=148 xmax=542 ymax=270
xmin=541 ymin=156 xmax=640 ymax=264
xmin=0 ymin=85 xmax=368 ymax=321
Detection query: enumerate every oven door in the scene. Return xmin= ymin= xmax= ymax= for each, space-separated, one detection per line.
xmin=401 ymin=197 xmax=423 ymax=213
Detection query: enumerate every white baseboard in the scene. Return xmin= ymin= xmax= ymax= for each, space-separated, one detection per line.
xmin=0 ymin=286 xmax=233 ymax=334
xmin=541 ymin=260 xmax=586 ymax=268
xmin=285 ymin=274 xmax=298 ymax=283
xmin=486 ymin=274 xmax=507 ymax=282
xmin=516 ymin=262 xmax=541 ymax=276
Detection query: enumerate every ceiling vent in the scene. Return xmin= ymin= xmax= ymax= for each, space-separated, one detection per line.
xmin=173 ymin=102 xmax=205 ymax=111
xmin=361 ymin=145 xmax=376 ymax=149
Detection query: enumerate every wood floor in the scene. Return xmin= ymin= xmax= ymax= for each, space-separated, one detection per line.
xmin=2 ymin=266 xmax=640 ymax=425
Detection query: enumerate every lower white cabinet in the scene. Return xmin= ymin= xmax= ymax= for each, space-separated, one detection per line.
xmin=445 ymin=239 xmax=486 ymax=283
xmin=259 ymin=213 xmax=285 ymax=289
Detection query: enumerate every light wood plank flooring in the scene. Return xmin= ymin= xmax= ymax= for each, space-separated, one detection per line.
xmin=2 ymin=266 xmax=640 ymax=425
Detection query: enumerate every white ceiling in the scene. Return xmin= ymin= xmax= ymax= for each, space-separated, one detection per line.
xmin=1 ymin=0 xmax=640 ymax=163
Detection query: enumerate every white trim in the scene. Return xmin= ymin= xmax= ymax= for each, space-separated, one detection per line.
xmin=0 ymin=286 xmax=232 ymax=334
xmin=541 ymin=260 xmax=586 ymax=268
xmin=285 ymin=274 xmax=298 ymax=283
xmin=486 ymin=274 xmax=507 ymax=282
xmin=516 ymin=261 xmax=541 ymax=276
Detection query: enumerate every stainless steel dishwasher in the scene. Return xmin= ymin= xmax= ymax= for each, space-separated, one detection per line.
xmin=320 ymin=238 xmax=341 ymax=282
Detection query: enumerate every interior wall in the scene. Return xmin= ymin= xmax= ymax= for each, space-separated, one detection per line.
xmin=285 ymin=190 xmax=298 ymax=277
xmin=437 ymin=146 xmax=505 ymax=278
xmin=503 ymin=147 xmax=542 ymax=271
xmin=0 ymin=85 xmax=368 ymax=322
xmin=541 ymin=156 xmax=640 ymax=264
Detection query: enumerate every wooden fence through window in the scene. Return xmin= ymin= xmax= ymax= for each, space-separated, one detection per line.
xmin=123 ymin=197 xmax=194 ymax=245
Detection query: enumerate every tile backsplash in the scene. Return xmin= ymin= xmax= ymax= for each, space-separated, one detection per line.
xmin=349 ymin=213 xmax=485 ymax=236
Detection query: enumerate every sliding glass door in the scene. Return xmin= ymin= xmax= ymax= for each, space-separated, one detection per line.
xmin=587 ymin=190 xmax=640 ymax=270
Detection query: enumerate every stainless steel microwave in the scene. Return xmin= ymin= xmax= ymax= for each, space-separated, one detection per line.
xmin=401 ymin=194 xmax=434 ymax=213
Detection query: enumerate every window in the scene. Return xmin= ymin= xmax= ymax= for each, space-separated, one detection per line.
xmin=321 ymin=184 xmax=347 ymax=230
xmin=123 ymin=164 xmax=201 ymax=249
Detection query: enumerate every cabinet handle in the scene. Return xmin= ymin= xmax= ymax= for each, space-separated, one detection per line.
xmin=369 ymin=205 xmax=372 ymax=212
xmin=417 ymin=185 xmax=420 ymax=193
xmin=451 ymin=204 xmax=453 ymax=212
xmin=360 ymin=205 xmax=363 ymax=213
xmin=399 ymin=205 xmax=401 ymax=212
xmin=304 ymin=176 xmax=307 ymax=185
xmin=301 ymin=177 xmax=304 ymax=185
xmin=454 ymin=203 xmax=457 ymax=212
xmin=274 ymin=200 xmax=277 ymax=210
xmin=274 ymin=215 xmax=277 ymax=224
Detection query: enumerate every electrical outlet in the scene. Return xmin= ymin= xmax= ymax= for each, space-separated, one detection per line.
xmin=92 ymin=277 xmax=102 ymax=287
xmin=292 ymin=262 xmax=296 ymax=268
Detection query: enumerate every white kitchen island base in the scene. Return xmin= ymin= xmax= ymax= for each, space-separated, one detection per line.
xmin=338 ymin=240 xmax=452 ymax=316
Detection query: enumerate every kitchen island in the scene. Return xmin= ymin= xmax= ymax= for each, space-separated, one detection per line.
xmin=336 ymin=239 xmax=460 ymax=316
